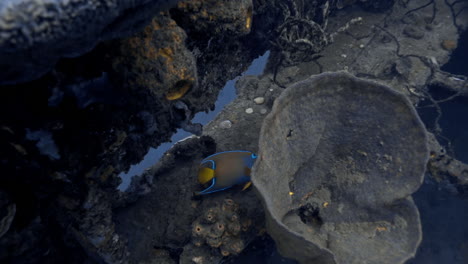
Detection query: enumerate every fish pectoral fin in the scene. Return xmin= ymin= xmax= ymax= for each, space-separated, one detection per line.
xmin=241 ymin=181 xmax=252 ymax=191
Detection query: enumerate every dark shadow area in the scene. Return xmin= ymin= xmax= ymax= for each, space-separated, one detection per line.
xmin=441 ymin=29 xmax=468 ymax=76
xmin=417 ymin=85 xmax=468 ymax=163
xmin=226 ymin=235 xmax=298 ymax=264
xmin=411 ymin=28 xmax=468 ymax=264
xmin=408 ymin=177 xmax=468 ymax=264
xmin=416 ymin=26 xmax=468 ymax=164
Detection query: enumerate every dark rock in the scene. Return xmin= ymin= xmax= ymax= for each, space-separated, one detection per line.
xmin=171 ymin=0 xmax=253 ymax=36
xmin=0 ymin=0 xmax=181 ymax=85
xmin=336 ymin=0 xmax=395 ymax=11
xmin=0 ymin=191 xmax=15 ymax=238
xmin=110 ymin=13 xmax=197 ymax=102
xmin=0 ymin=0 xmax=275 ymax=261
xmin=180 ymin=243 xmax=222 ymax=264
xmin=170 ymin=0 xmax=274 ymax=114
xmin=0 ymin=217 xmax=58 ymax=263
xmin=114 ymin=136 xmax=265 ymax=264
xmin=427 ymin=132 xmax=468 ymax=187
xmin=140 ymin=248 xmax=176 ymax=264
xmin=403 ymin=25 xmax=425 ymax=39
xmin=71 ymin=185 xmax=128 ymax=263
xmin=394 ymin=57 xmax=413 ymax=80
xmin=359 ymin=0 xmax=395 ymax=12
xmin=441 ymin=39 xmax=457 ymax=51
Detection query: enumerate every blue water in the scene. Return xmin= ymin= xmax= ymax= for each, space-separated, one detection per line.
xmin=441 ymin=29 xmax=468 ymax=76
xmin=417 ymin=85 xmax=468 ymax=163
xmin=117 ymin=51 xmax=270 ymax=191
xmin=410 ymin=29 xmax=468 ymax=263
xmin=192 ymin=51 xmax=270 ymax=124
xmin=408 ymin=177 xmax=468 ymax=264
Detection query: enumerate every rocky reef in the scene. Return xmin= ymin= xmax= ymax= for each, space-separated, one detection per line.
xmin=111 ymin=13 xmax=197 ymax=102
xmin=0 ymin=0 xmax=273 ymax=262
xmin=191 ymin=199 xmax=247 ymax=256
xmin=1 ymin=0 xmax=468 ymax=263
xmin=114 ymin=135 xmax=266 ymax=264
xmin=0 ymin=0 xmax=181 ymax=84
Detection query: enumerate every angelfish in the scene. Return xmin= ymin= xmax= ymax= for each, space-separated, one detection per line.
xmin=195 ymin=150 xmax=257 ymax=195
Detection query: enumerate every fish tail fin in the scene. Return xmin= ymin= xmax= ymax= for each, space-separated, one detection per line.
xmin=241 ymin=181 xmax=252 ymax=191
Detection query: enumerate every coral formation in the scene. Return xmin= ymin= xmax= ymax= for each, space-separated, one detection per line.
xmin=0 ymin=0 xmax=273 ymax=260
xmin=171 ymin=0 xmax=253 ymax=36
xmin=0 ymin=0 xmax=181 ymax=84
xmin=271 ymin=0 xmax=366 ymax=66
xmin=191 ymin=199 xmax=248 ymax=256
xmin=427 ymin=132 xmax=468 ymax=186
xmin=111 ymin=13 xmax=197 ymax=101
xmin=170 ymin=0 xmax=273 ymax=117
xmin=272 ymin=0 xmax=332 ymax=64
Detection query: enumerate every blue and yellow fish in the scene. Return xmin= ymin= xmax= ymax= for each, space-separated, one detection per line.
xmin=195 ymin=150 xmax=257 ymax=195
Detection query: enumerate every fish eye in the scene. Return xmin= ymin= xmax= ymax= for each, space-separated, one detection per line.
xmin=251 ymin=153 xmax=257 ymax=159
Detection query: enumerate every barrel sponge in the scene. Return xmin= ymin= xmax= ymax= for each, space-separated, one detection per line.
xmin=252 ymin=72 xmax=429 ymax=264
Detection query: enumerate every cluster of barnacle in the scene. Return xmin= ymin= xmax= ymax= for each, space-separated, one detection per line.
xmin=191 ymin=199 xmax=251 ymax=257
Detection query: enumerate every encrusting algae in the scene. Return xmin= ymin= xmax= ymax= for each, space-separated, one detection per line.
xmin=111 ymin=13 xmax=197 ymax=101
